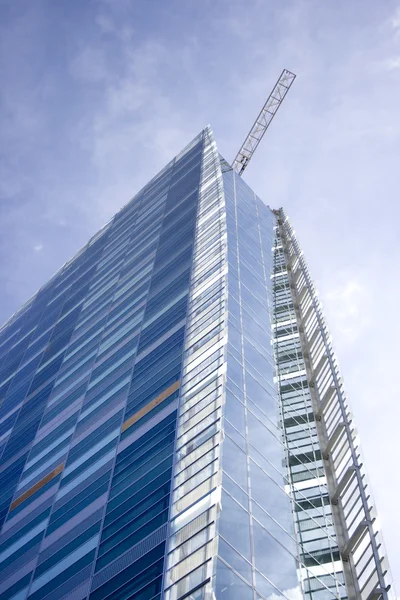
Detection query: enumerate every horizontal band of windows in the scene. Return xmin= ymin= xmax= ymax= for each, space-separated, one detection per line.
xmin=183 ymin=347 xmax=223 ymax=387
xmin=63 ymin=331 xmax=103 ymax=369
xmin=186 ymin=303 xmax=223 ymax=340
xmin=79 ymin=380 xmax=130 ymax=426
xmin=47 ymin=374 xmax=91 ymax=415
xmin=75 ymin=399 xmax=126 ymax=449
xmin=97 ymin=319 xmax=142 ymax=357
xmin=91 ymin=543 xmax=165 ymax=600
xmin=0 ymin=503 xmax=51 ymax=563
xmin=129 ymin=332 xmax=184 ymax=386
xmin=1 ymin=420 xmax=48 ymax=475
xmin=135 ymin=198 xmax=165 ymax=222
xmin=56 ymin=449 xmax=114 ymax=501
xmin=123 ymin=406 xmax=176 ymax=460
xmin=84 ymin=368 xmax=131 ymax=411
xmin=96 ymin=334 xmax=140 ymax=375
xmin=35 ymin=521 xmax=101 ymax=581
xmin=122 ymin=380 xmax=180 ymax=433
xmin=173 ymin=458 xmax=218 ymax=505
xmin=28 ymin=541 xmax=98 ymax=598
xmin=195 ymin=231 xmax=223 ymax=258
xmin=17 ymin=446 xmax=70 ymax=492
xmin=121 ymin=250 xmax=157 ymax=283
xmin=71 ymin=312 xmax=110 ymax=349
xmin=47 ymin=472 xmax=110 ymax=536
xmin=68 ymin=410 xmax=122 ymax=466
xmin=0 ymin=515 xmax=48 ymax=566
xmin=192 ymin=253 xmax=223 ymax=283
xmin=153 ymin=227 xmax=196 ymax=265
xmin=107 ymin=288 xmax=148 ymax=323
xmin=107 ymin=459 xmax=172 ymax=526
xmin=180 ymin=372 xmax=222 ymax=408
xmin=187 ymin=332 xmax=223 ymax=365
xmin=134 ymin=329 xmax=185 ymax=381
xmin=0 ymin=521 xmax=47 ymax=572
xmin=142 ymin=289 xmax=188 ymax=332
xmin=94 ymin=243 xmax=129 ymax=272
xmin=180 ymin=377 xmax=221 ymax=416
xmin=89 ymin=349 xmax=136 ymax=391
xmin=161 ymin=201 xmax=197 ymax=239
xmin=109 ymin=446 xmax=173 ymax=508
xmin=109 ymin=440 xmax=174 ymax=503
xmin=82 ymin=276 xmax=119 ymax=310
xmin=0 ymin=530 xmax=44 ymax=574
xmin=123 ymin=233 xmax=159 ymax=263
xmin=193 ymin=233 xmax=222 ymax=266
xmin=125 ymin=370 xmax=181 ymax=422
xmin=176 ymin=423 xmax=221 ymax=464
xmin=88 ymin=261 xmax=124 ymax=294
xmin=191 ymin=272 xmax=225 ymax=307
xmin=113 ymin=429 xmax=175 ymax=493
xmin=179 ymin=394 xmax=221 ymax=438
xmin=62 ymin=435 xmax=119 ymax=488
xmin=103 ymin=305 xmax=144 ymax=343
xmin=176 ymin=409 xmax=222 ymax=455
xmin=189 ymin=290 xmax=224 ymax=324
xmin=106 ymin=284 xmax=149 ymax=323
xmin=10 ymin=473 xmax=62 ymax=519
xmin=112 ymin=267 xmax=153 ymax=303
xmin=40 ymin=387 xmax=85 ymax=434
xmin=10 ymin=463 xmax=63 ymax=513
xmin=55 ymin=349 xmax=97 ymax=387
xmin=101 ymin=484 xmax=170 ymax=546
xmin=95 ymin=509 xmax=168 ymax=573
xmin=0 ymin=471 xmax=25 ymax=511
xmin=145 ymin=268 xmax=190 ymax=313
xmin=129 ymin=346 xmax=182 ymax=399
xmin=104 ymin=479 xmax=172 ymax=542
xmin=106 ymin=295 xmax=147 ymax=331
xmin=137 ymin=314 xmax=187 ymax=357
xmin=175 ymin=445 xmax=220 ymax=496
xmin=186 ymin=317 xmax=223 ymax=351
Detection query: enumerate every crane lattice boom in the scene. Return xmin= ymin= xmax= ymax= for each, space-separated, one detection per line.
xmin=232 ymin=69 xmax=296 ymax=176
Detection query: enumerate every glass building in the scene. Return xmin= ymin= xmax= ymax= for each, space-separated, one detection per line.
xmin=0 ymin=127 xmax=393 ymax=600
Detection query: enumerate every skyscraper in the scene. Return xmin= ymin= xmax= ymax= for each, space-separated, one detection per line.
xmin=0 ymin=128 xmax=393 ymax=600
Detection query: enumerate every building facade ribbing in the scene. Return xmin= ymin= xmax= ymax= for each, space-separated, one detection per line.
xmin=0 ymin=128 xmax=393 ymax=600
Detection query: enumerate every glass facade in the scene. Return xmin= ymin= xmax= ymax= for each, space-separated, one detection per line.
xmin=0 ymin=127 xmax=393 ymax=600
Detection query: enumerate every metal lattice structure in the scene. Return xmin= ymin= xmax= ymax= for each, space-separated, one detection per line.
xmin=275 ymin=210 xmax=392 ymax=600
xmin=232 ymin=68 xmax=296 ymax=176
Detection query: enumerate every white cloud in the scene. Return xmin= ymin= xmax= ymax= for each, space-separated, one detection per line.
xmin=33 ymin=244 xmax=43 ymax=252
xmin=267 ymin=586 xmax=303 ymax=600
xmin=95 ymin=13 xmax=115 ymax=35
xmin=326 ymin=280 xmax=363 ymax=318
xmin=321 ymin=278 xmax=369 ymax=345
xmin=378 ymin=55 xmax=400 ymax=70
xmin=390 ymin=6 xmax=400 ymax=31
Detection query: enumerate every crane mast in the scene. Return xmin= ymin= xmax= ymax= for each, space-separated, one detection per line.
xmin=232 ymin=68 xmax=296 ymax=176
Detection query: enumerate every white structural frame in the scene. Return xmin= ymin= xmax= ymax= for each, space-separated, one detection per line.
xmin=276 ymin=209 xmax=392 ymax=600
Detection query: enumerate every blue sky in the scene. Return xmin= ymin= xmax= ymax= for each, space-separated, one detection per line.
xmin=1 ymin=0 xmax=399 ymax=588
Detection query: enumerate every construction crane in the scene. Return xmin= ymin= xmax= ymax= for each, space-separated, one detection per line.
xmin=232 ymin=69 xmax=296 ymax=176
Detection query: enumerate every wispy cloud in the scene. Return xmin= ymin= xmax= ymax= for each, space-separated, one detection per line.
xmin=390 ymin=5 xmax=400 ymax=32
xmin=381 ymin=55 xmax=400 ymax=70
xmin=323 ymin=279 xmax=367 ymax=344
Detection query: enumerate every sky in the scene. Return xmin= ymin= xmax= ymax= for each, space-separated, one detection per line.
xmin=1 ymin=0 xmax=399 ymax=589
